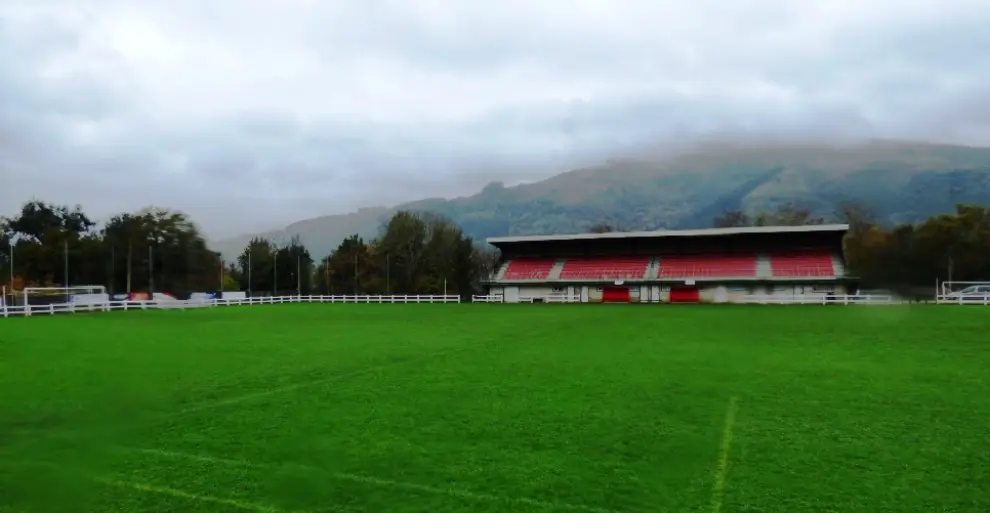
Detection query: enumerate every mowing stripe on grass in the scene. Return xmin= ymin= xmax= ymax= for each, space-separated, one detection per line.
xmin=11 ymin=343 xmax=496 ymax=447
xmin=125 ymin=447 xmax=623 ymax=513
xmin=710 ymin=396 xmax=738 ymax=513
xmin=95 ymin=476 xmax=303 ymax=513
xmin=169 ymin=344 xmax=482 ymax=419
xmin=0 ymin=459 xmax=61 ymax=471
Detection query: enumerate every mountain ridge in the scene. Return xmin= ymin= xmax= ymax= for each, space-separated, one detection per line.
xmin=212 ymin=140 xmax=990 ymax=260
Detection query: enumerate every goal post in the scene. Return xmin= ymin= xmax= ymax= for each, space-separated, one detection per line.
xmin=22 ymin=286 xmax=109 ymax=316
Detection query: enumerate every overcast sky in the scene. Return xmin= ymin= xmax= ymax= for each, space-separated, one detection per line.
xmin=2 ymin=0 xmax=989 ymax=238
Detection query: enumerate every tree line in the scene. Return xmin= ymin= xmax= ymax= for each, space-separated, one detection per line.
xmin=0 ymin=201 xmax=497 ymax=299
xmin=4 ymin=198 xmax=988 ymax=300
xmin=712 ymin=202 xmax=990 ymax=293
xmin=233 ymin=211 xmax=499 ymax=296
xmin=0 ymin=201 xmax=227 ymax=297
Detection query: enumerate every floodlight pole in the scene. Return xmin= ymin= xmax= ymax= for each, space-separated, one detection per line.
xmin=8 ymin=241 xmax=13 ymax=295
xmin=247 ymin=250 xmax=252 ymax=297
xmin=386 ymin=253 xmax=390 ymax=295
xmin=126 ymin=240 xmax=133 ymax=294
xmin=296 ymin=253 xmax=301 ymax=296
xmin=273 ymin=251 xmax=278 ymax=295
xmin=64 ymin=239 xmax=69 ymax=302
xmin=148 ymin=244 xmax=154 ymax=295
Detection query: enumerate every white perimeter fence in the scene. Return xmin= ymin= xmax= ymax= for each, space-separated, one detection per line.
xmin=471 ymin=294 xmax=579 ymax=303
xmin=470 ymin=294 xmax=903 ymax=304
xmin=1 ymin=294 xmax=461 ymax=318
xmin=742 ymin=294 xmax=897 ymax=305
xmin=5 ymin=292 xmax=990 ymax=317
xmin=934 ymin=294 xmax=990 ymax=305
xmin=474 ymin=293 xmax=990 ymax=306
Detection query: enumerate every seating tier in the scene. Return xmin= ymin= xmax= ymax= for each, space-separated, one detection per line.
xmin=502 ymin=259 xmax=556 ymax=280
xmin=658 ymin=255 xmax=757 ymax=277
xmin=769 ymin=252 xmax=835 ymax=277
xmin=559 ymin=258 xmax=650 ymax=280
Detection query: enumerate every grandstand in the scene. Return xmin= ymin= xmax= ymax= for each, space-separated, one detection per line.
xmin=485 ymin=224 xmax=854 ymax=303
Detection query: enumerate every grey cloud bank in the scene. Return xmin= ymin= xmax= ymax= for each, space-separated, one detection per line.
xmin=1 ymin=0 xmax=989 ymax=238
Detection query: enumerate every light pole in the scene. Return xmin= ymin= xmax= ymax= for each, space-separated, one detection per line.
xmin=148 ymin=244 xmax=154 ymax=294
xmin=8 ymin=240 xmax=13 ymax=294
xmin=63 ymin=238 xmax=70 ymax=303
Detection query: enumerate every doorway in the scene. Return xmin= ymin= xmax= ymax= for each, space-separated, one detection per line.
xmin=602 ymin=287 xmax=631 ymax=303
xmin=669 ymin=287 xmax=700 ymax=303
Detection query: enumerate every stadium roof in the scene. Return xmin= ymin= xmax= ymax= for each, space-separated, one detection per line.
xmin=486 ymin=224 xmax=850 ymax=245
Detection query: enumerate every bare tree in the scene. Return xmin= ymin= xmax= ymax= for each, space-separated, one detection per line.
xmin=713 ymin=210 xmax=751 ymax=228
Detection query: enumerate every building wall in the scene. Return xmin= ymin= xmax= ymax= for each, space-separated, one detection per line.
xmin=519 ymin=286 xmax=562 ymax=299
xmin=588 ymin=286 xmax=603 ymax=303
xmin=629 ymin=287 xmax=642 ymax=303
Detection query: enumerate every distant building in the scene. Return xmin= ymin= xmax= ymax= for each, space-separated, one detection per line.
xmin=484 ymin=224 xmax=854 ymax=303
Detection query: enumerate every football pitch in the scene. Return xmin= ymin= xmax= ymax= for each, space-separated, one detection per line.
xmin=1 ymin=304 xmax=988 ymax=513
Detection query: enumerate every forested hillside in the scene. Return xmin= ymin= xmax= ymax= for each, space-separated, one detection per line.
xmin=212 ymin=140 xmax=990 ymax=259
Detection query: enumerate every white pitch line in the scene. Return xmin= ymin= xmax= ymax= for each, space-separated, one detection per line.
xmin=0 ymin=459 xmax=311 ymax=513
xmin=710 ymin=396 xmax=739 ymax=513
xmin=95 ymin=476 xmax=296 ymax=513
xmin=10 ymin=344 xmax=487 ymax=452
xmin=125 ymin=447 xmax=623 ymax=513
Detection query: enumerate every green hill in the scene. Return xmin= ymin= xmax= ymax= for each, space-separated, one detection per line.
xmin=213 ymin=140 xmax=990 ymax=259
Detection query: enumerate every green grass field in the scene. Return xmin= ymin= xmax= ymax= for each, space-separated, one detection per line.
xmin=1 ymin=304 xmax=989 ymax=513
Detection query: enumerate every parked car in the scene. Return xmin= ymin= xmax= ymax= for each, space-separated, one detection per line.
xmin=945 ymin=285 xmax=990 ymax=300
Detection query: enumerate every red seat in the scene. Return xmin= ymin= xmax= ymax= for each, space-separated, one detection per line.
xmin=770 ymin=252 xmax=834 ymax=277
xmin=559 ymin=258 xmax=650 ymax=280
xmin=502 ymin=259 xmax=556 ymax=280
xmin=658 ymin=255 xmax=756 ymax=277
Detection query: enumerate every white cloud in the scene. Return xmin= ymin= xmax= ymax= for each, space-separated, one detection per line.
xmin=1 ymin=0 xmax=989 ymax=237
